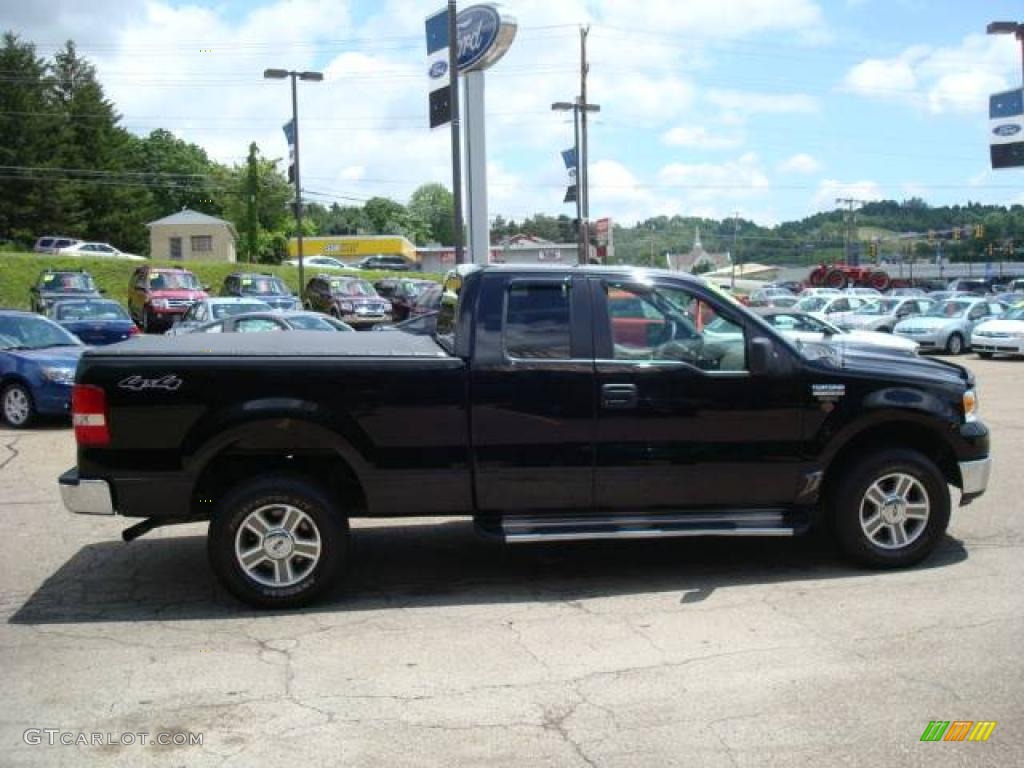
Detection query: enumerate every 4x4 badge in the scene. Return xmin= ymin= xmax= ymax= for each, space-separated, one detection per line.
xmin=812 ymin=383 xmax=845 ymax=401
xmin=118 ymin=375 xmax=183 ymax=392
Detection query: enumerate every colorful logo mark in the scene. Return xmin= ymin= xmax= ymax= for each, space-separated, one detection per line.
xmin=920 ymin=721 xmax=996 ymax=742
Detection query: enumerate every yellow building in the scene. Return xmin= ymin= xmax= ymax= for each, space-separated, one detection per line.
xmin=287 ymin=235 xmax=416 ymax=261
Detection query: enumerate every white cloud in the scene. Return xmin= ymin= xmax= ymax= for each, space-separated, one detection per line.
xmin=812 ymin=179 xmax=884 ymax=211
xmin=777 ymin=153 xmax=821 ymax=174
xmin=842 ymin=34 xmax=1017 ymax=114
xmin=661 ymin=126 xmax=743 ymax=150
xmin=707 ymin=89 xmax=820 ymax=119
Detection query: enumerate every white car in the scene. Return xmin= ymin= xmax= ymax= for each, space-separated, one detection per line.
xmin=794 ymin=295 xmax=870 ymax=321
xmin=56 ymin=242 xmax=145 ymax=260
xmin=284 ymin=256 xmax=358 ymax=271
xmin=971 ymin=305 xmax=1024 ymax=358
xmin=745 ymin=308 xmax=920 ymax=357
xmin=798 ymin=287 xmax=842 ymax=298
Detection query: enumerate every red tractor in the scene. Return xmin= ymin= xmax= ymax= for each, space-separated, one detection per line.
xmin=807 ymin=263 xmax=891 ymax=291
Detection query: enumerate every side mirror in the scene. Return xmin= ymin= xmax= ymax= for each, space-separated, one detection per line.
xmin=749 ymin=337 xmax=775 ymax=376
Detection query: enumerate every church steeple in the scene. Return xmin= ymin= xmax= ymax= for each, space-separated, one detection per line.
xmin=694 ymin=226 xmax=702 ymax=250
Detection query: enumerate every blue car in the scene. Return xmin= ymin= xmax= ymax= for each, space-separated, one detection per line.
xmin=47 ymin=299 xmax=140 ymax=345
xmin=1 ymin=310 xmax=85 ymax=428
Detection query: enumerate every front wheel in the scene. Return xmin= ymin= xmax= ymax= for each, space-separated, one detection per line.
xmin=945 ymin=333 xmax=964 ymax=355
xmin=208 ymin=476 xmax=347 ymax=608
xmin=2 ymin=383 xmax=35 ymax=428
xmin=830 ymin=449 xmax=950 ymax=569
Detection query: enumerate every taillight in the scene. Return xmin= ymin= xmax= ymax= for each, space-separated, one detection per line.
xmin=72 ymin=384 xmax=110 ymax=446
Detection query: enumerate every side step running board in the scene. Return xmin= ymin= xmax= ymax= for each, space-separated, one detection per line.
xmin=477 ymin=509 xmax=806 ymax=544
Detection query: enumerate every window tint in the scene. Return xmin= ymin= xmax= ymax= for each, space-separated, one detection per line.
xmin=504 ymin=282 xmax=571 ymax=359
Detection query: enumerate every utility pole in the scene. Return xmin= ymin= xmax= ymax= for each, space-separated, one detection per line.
xmin=579 ymin=26 xmax=591 ymax=263
xmin=835 ymin=197 xmax=867 ymax=265
xmin=730 ymin=212 xmax=739 ymax=289
xmin=245 ymin=142 xmax=259 ymax=263
xmin=552 ymin=28 xmax=599 ymax=265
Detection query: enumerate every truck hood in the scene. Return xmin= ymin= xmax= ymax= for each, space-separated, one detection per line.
xmin=817 ymin=345 xmax=972 ymax=388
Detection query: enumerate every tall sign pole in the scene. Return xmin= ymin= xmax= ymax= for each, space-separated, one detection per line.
xmin=447 ymin=1 xmax=465 ymax=264
xmin=425 ymin=4 xmax=516 ymax=267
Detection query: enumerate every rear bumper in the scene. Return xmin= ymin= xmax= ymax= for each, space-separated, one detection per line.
xmin=59 ymin=468 xmax=115 ymax=515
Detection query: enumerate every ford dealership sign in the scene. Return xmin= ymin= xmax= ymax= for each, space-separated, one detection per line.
xmin=456 ymin=4 xmax=516 ymax=72
xmin=993 ymin=124 xmax=1021 ymax=137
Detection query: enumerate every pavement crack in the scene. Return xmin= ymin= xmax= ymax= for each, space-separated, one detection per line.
xmin=0 ymin=436 xmax=20 ymax=471
xmin=541 ymin=700 xmax=597 ymax=768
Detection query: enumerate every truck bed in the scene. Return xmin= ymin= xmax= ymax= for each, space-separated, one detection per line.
xmin=83 ymin=330 xmax=450 ymax=359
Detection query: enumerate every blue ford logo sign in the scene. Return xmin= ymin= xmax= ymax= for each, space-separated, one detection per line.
xmin=993 ymin=124 xmax=1021 ymax=137
xmin=456 ymin=4 xmax=515 ymax=72
xmin=429 ymin=60 xmax=448 ymax=79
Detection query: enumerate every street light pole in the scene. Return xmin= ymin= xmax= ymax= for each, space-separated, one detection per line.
xmin=264 ymin=68 xmax=323 ymax=296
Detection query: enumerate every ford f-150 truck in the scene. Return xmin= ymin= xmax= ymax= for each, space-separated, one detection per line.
xmin=59 ymin=266 xmax=992 ymax=608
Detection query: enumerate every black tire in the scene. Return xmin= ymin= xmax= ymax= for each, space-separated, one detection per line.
xmin=142 ymin=308 xmax=154 ymax=334
xmin=208 ymin=475 xmax=347 ymax=609
xmin=1 ymin=382 xmax=35 ymax=428
xmin=829 ymin=449 xmax=950 ymax=569
xmin=945 ymin=333 xmax=964 ymax=355
xmin=976 ymin=351 xmax=993 ymax=359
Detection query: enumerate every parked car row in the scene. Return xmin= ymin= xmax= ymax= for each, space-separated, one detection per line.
xmin=32 ymin=236 xmax=144 ymax=259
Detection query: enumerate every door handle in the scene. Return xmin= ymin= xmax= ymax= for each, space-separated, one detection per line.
xmin=601 ymin=383 xmax=638 ymax=409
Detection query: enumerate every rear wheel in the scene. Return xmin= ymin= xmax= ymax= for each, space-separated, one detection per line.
xmin=830 ymin=449 xmax=949 ymax=568
xmin=945 ymin=333 xmax=964 ymax=355
xmin=208 ymin=476 xmax=347 ymax=608
xmin=1 ymin=383 xmax=35 ymax=428
xmin=825 ymin=269 xmax=847 ymax=288
xmin=142 ymin=308 xmax=155 ymax=334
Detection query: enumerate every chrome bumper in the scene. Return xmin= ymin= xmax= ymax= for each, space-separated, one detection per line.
xmin=59 ymin=469 xmax=115 ymax=515
xmin=959 ymin=457 xmax=992 ymax=498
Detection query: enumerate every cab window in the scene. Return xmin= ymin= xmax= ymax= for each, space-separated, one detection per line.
xmin=603 ymin=282 xmax=747 ymax=372
xmin=504 ymin=282 xmax=571 ymax=360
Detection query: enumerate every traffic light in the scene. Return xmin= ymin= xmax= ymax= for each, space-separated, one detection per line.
xmin=868 ymin=241 xmax=878 ymax=259
xmin=927 ymin=230 xmax=935 ymax=244
xmin=974 ymin=224 xmax=985 ymax=240
xmin=987 ymin=243 xmax=995 ymax=258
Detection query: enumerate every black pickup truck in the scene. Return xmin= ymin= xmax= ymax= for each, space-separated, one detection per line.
xmin=60 ymin=266 xmax=992 ymax=608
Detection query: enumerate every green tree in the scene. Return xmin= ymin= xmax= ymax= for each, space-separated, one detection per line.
xmin=407 ymin=183 xmax=454 ymax=245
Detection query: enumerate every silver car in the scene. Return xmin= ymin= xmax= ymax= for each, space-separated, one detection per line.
xmin=893 ymin=298 xmax=1006 ymax=355
xmin=166 ymin=297 xmax=273 ymax=335
xmin=834 ymin=297 xmax=934 ymax=333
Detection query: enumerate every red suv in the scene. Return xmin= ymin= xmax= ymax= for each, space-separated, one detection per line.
xmin=128 ymin=266 xmax=208 ymax=332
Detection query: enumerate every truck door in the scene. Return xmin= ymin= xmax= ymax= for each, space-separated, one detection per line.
xmin=470 ymin=273 xmax=595 ymax=512
xmin=589 ymin=276 xmax=805 ymax=510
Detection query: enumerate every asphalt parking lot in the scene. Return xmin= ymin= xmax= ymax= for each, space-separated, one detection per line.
xmin=1 ymin=356 xmax=1021 ymax=767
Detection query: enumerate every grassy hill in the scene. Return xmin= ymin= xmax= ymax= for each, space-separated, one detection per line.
xmin=0 ymin=253 xmax=439 ymax=311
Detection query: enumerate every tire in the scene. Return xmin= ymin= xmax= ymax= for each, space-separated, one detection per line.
xmin=808 ymin=267 xmax=827 ymax=287
xmin=825 ymin=269 xmax=847 ymax=288
xmin=1 ymin=383 xmax=35 ymax=428
xmin=142 ymin=308 xmax=154 ymax=334
xmin=976 ymin=350 xmax=993 ymax=359
xmin=208 ymin=476 xmax=347 ymax=609
xmin=830 ymin=449 xmax=950 ymax=569
xmin=945 ymin=333 xmax=964 ymax=355
xmin=868 ymin=270 xmax=890 ymax=291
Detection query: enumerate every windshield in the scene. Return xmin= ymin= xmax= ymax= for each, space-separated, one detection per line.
xmin=150 ymin=272 xmax=201 ymax=290
xmin=329 ymin=279 xmax=376 ymax=297
xmin=857 ymin=299 xmax=900 ymax=315
xmin=796 ymin=297 xmax=828 ymax=312
xmin=926 ymin=300 xmax=971 ymax=319
xmin=239 ymin=277 xmax=289 ymax=296
xmin=0 ymin=314 xmax=82 ymax=350
xmin=212 ymin=302 xmax=271 ymax=319
xmin=40 ymin=273 xmax=95 ymax=292
xmin=55 ymin=301 xmax=130 ymax=321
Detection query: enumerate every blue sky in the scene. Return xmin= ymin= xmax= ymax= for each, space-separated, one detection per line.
xmin=9 ymin=0 xmax=1024 ymax=226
